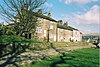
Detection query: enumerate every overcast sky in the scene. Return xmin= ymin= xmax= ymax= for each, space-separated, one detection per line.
xmin=0 ymin=0 xmax=100 ymax=34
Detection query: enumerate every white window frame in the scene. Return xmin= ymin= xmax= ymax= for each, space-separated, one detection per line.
xmin=16 ymin=19 xmax=20 ymax=22
xmin=37 ymin=18 xmax=42 ymax=23
xmin=50 ymin=24 xmax=53 ymax=29
xmin=36 ymin=27 xmax=43 ymax=33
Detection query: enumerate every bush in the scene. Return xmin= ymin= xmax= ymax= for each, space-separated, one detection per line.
xmin=0 ymin=35 xmax=43 ymax=66
xmin=0 ymin=35 xmax=35 ymax=44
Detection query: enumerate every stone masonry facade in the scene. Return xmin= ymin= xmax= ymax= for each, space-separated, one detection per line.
xmin=32 ymin=13 xmax=82 ymax=42
xmin=16 ymin=5 xmax=82 ymax=42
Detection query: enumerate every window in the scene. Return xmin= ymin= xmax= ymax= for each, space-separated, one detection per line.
xmin=50 ymin=24 xmax=53 ymax=29
xmin=60 ymin=36 xmax=63 ymax=40
xmin=29 ymin=33 xmax=31 ymax=39
xmin=37 ymin=18 xmax=42 ymax=23
xmin=16 ymin=19 xmax=20 ymax=22
xmin=36 ymin=27 xmax=42 ymax=33
xmin=50 ymin=34 xmax=53 ymax=38
xmin=44 ymin=30 xmax=46 ymax=37
xmin=25 ymin=33 xmax=31 ymax=39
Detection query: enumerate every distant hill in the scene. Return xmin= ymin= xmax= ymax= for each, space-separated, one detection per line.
xmin=83 ymin=33 xmax=100 ymax=36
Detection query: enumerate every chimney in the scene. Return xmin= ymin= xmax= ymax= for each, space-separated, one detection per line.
xmin=38 ymin=9 xmax=42 ymax=14
xmin=22 ymin=4 xmax=28 ymax=11
xmin=47 ymin=13 xmax=51 ymax=17
xmin=58 ymin=20 xmax=63 ymax=25
xmin=64 ymin=22 xmax=68 ymax=26
xmin=21 ymin=4 xmax=28 ymax=11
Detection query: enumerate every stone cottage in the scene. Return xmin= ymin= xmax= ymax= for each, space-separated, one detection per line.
xmin=71 ymin=30 xmax=82 ymax=42
xmin=15 ymin=4 xmax=82 ymax=42
xmin=28 ymin=12 xmax=82 ymax=42
xmin=57 ymin=28 xmax=73 ymax=42
xmin=33 ymin=13 xmax=57 ymax=42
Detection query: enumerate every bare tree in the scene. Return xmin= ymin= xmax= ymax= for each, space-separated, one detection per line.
xmin=0 ymin=0 xmax=46 ymax=66
xmin=0 ymin=0 xmax=46 ymax=36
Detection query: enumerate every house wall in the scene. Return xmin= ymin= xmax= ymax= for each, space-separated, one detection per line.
xmin=49 ymin=21 xmax=57 ymax=42
xmin=32 ymin=18 xmax=82 ymax=42
xmin=72 ymin=30 xmax=82 ymax=42
xmin=16 ymin=5 xmax=82 ymax=42
xmin=64 ymin=30 xmax=73 ymax=42
xmin=33 ymin=18 xmax=57 ymax=42
xmin=57 ymin=28 xmax=72 ymax=42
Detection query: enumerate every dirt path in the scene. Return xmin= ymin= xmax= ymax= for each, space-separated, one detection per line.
xmin=0 ymin=44 xmax=96 ymax=65
xmin=21 ymin=44 xmax=96 ymax=58
xmin=18 ymin=44 xmax=96 ymax=64
xmin=33 ymin=44 xmax=96 ymax=56
xmin=56 ymin=44 xmax=95 ymax=52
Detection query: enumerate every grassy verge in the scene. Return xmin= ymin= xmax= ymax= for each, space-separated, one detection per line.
xmin=51 ymin=42 xmax=92 ymax=48
xmin=20 ymin=48 xmax=99 ymax=67
xmin=28 ymin=41 xmax=92 ymax=51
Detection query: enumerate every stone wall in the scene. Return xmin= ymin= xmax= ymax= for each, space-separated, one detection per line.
xmin=33 ymin=18 xmax=57 ymax=42
xmin=57 ymin=28 xmax=72 ymax=42
xmin=72 ymin=30 xmax=82 ymax=42
xmin=32 ymin=18 xmax=82 ymax=42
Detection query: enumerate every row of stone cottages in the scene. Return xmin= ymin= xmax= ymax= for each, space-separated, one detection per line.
xmin=11 ymin=4 xmax=82 ymax=42
xmin=23 ymin=12 xmax=82 ymax=42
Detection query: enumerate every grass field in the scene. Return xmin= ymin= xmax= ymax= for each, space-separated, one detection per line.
xmin=28 ymin=42 xmax=91 ymax=51
xmin=20 ymin=48 xmax=99 ymax=67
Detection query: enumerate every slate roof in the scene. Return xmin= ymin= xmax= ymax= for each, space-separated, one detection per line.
xmin=57 ymin=24 xmax=78 ymax=31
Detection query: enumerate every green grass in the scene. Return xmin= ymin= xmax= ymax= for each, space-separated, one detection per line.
xmin=28 ymin=42 xmax=91 ymax=51
xmin=52 ymin=42 xmax=91 ymax=47
xmin=20 ymin=48 xmax=99 ymax=67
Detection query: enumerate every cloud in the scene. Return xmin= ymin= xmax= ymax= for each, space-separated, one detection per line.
xmin=0 ymin=20 xmax=8 ymax=25
xmin=80 ymin=29 xmax=92 ymax=34
xmin=45 ymin=2 xmax=53 ymax=8
xmin=60 ymin=0 xmax=99 ymax=5
xmin=61 ymin=5 xmax=99 ymax=34
xmin=65 ymin=0 xmax=73 ymax=4
xmin=72 ymin=5 xmax=100 ymax=24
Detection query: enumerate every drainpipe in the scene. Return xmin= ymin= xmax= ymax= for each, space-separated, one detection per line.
xmin=47 ymin=21 xmax=50 ymax=42
xmin=47 ymin=29 xmax=49 ymax=42
xmin=56 ymin=24 xmax=58 ymax=42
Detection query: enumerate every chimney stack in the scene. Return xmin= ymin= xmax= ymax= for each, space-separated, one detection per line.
xmin=38 ymin=9 xmax=42 ymax=14
xmin=23 ymin=4 xmax=28 ymax=10
xmin=58 ymin=20 xmax=63 ymax=25
xmin=47 ymin=13 xmax=51 ymax=17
